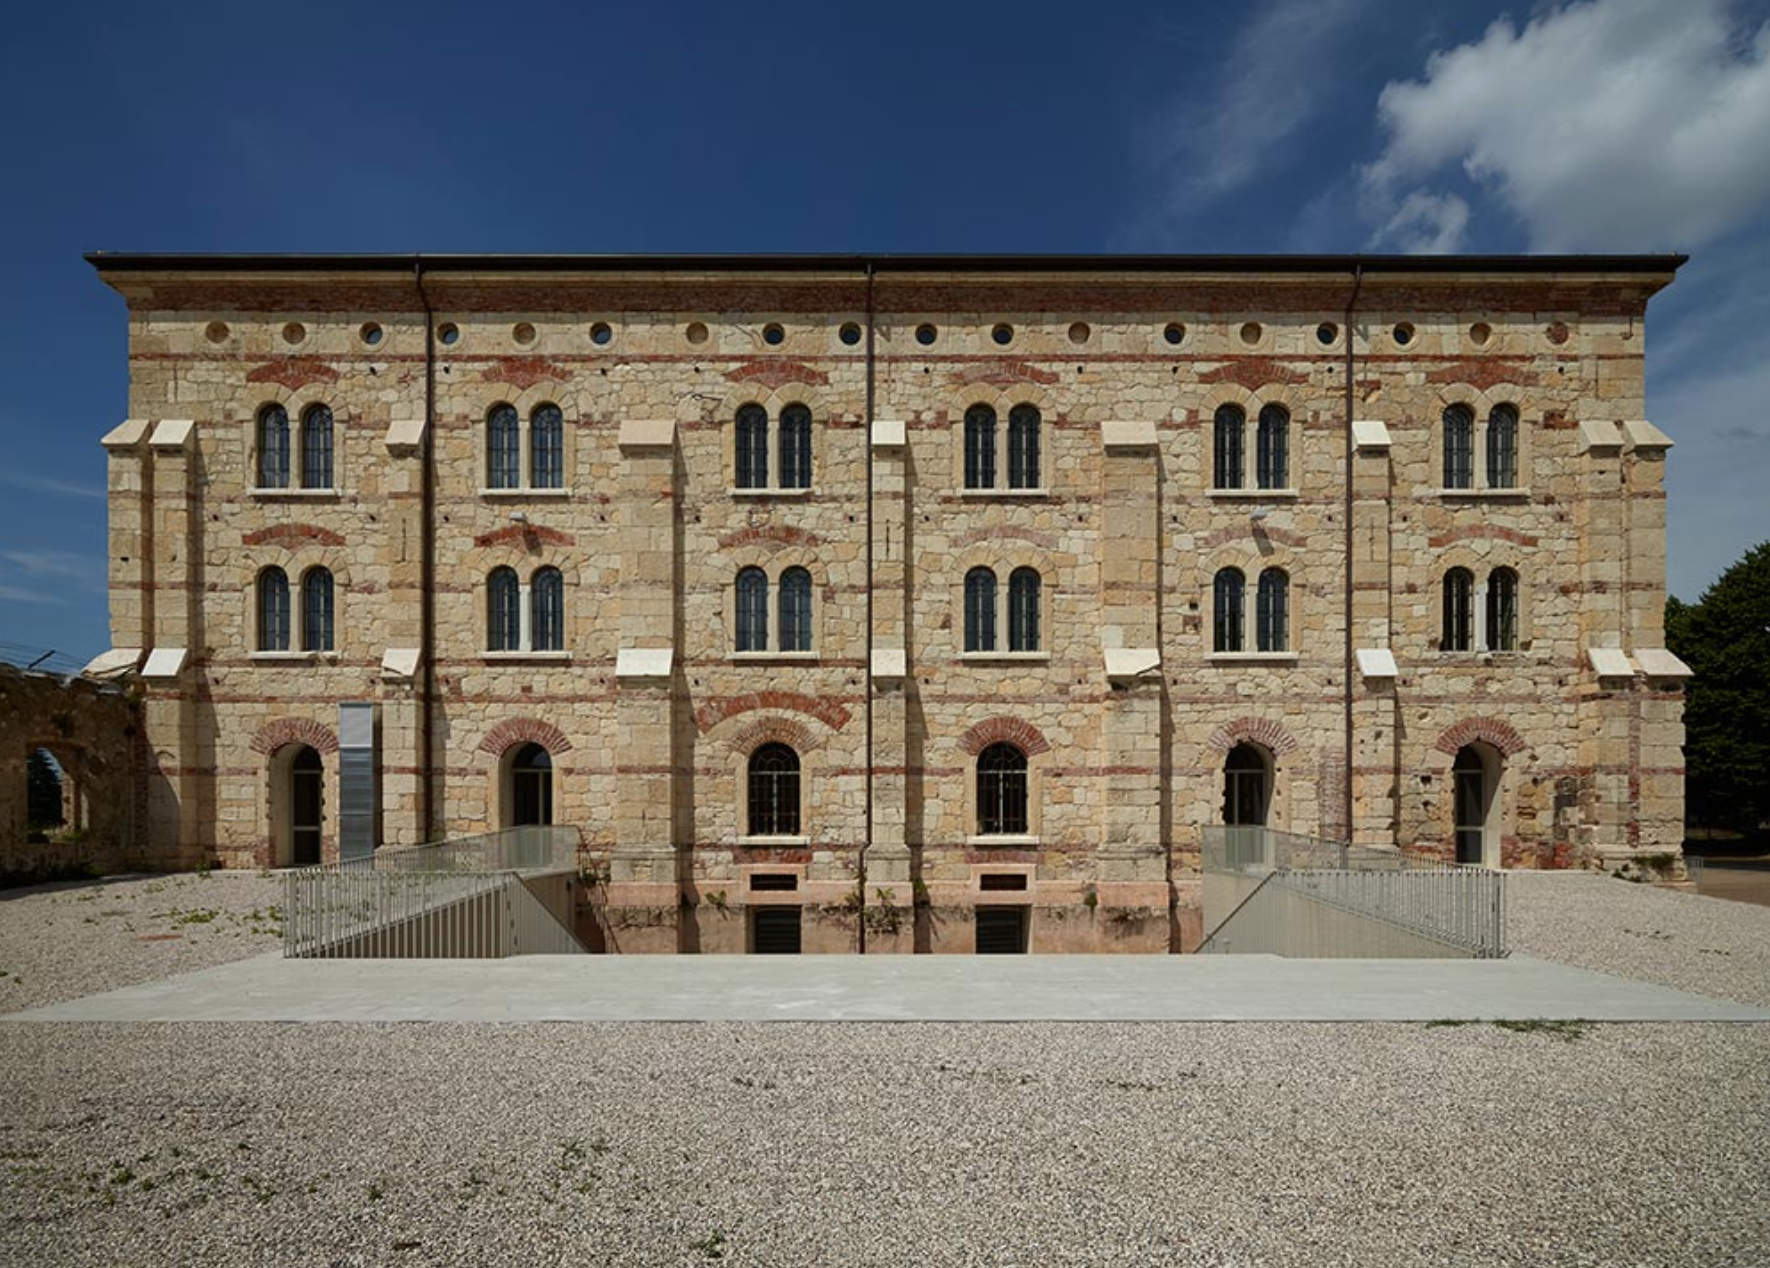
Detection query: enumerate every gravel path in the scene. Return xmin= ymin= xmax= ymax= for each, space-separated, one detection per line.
xmin=1505 ymin=871 xmax=1770 ymax=1008
xmin=0 ymin=872 xmax=285 ymax=1014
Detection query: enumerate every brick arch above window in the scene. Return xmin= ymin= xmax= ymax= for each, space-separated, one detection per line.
xmin=250 ymin=716 xmax=340 ymax=757
xmin=694 ymin=691 xmax=852 ymax=735
xmin=723 ymin=714 xmax=820 ymax=758
xmin=950 ymin=380 xmax=1055 ymax=418
xmin=714 ymin=378 xmax=830 ymax=418
xmin=959 ymin=716 xmax=1051 ymax=758
xmin=1433 ymin=717 xmax=1529 ymax=758
xmin=1205 ymin=717 xmax=1300 ymax=759
xmin=478 ymin=717 xmax=574 ymax=758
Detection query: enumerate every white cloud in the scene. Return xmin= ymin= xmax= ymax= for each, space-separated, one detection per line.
xmin=0 ymin=471 xmax=105 ymax=500
xmin=1364 ymin=0 xmax=1770 ymax=250
xmin=1376 ymin=189 xmax=1472 ymax=252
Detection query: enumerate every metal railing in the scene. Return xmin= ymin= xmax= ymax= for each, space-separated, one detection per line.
xmin=284 ymin=826 xmax=584 ymax=958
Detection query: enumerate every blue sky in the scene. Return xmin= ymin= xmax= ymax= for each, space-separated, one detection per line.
xmin=4 ymin=0 xmax=1769 ymax=663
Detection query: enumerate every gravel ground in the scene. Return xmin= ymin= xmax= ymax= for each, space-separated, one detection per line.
xmin=0 ymin=872 xmax=285 ymax=1014
xmin=1505 ymin=871 xmax=1770 ymax=1008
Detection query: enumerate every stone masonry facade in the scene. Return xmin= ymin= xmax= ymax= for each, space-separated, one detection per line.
xmin=86 ymin=254 xmax=1690 ymax=952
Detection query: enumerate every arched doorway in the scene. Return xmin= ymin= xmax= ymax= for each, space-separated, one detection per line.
xmin=25 ymin=748 xmax=66 ymax=843
xmin=289 ymin=746 xmax=323 ymax=866
xmin=509 ymin=743 xmax=553 ymax=827
xmin=1223 ymin=742 xmax=1271 ymax=827
xmin=1453 ymin=743 xmax=1499 ymax=865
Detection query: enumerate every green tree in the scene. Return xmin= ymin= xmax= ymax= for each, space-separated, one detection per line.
xmin=1668 ymin=541 xmax=1770 ymax=838
xmin=26 ymin=749 xmax=64 ymax=832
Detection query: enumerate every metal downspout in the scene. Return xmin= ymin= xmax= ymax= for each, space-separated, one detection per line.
xmin=415 ymin=258 xmax=437 ymax=843
xmin=860 ymin=262 xmax=877 ymax=953
xmin=1343 ymin=264 xmax=1363 ymax=850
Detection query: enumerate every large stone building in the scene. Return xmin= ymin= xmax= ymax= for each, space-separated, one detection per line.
xmin=84 ymin=252 xmax=1691 ymax=952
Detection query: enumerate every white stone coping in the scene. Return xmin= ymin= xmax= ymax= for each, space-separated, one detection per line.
xmin=101 ymin=419 xmax=150 ymax=450
xmin=615 ymin=647 xmax=674 ymax=679
xmin=477 ymin=487 xmax=572 ymax=498
xmin=1104 ymin=647 xmax=1161 ymax=680
xmin=618 ymin=418 xmax=676 ymax=449
xmin=148 ymin=419 xmax=195 ymax=450
xmin=384 ymin=417 xmax=427 ymax=450
xmin=870 ymin=648 xmax=908 ymax=680
xmin=1356 ymin=648 xmax=1398 ymax=679
xmin=1587 ymin=646 xmax=1636 ymax=678
xmin=959 ymin=651 xmax=1052 ymax=663
xmin=381 ymin=647 xmax=422 ymax=679
xmin=1206 ymin=488 xmax=1300 ymax=501
xmin=870 ymin=419 xmax=906 ymax=448
xmin=1634 ymin=647 xmax=1692 ymax=678
xmin=1351 ymin=419 xmax=1391 ymax=450
xmin=141 ymin=647 xmax=187 ymax=679
xmin=82 ymin=647 xmax=142 ymax=678
xmin=1623 ymin=419 xmax=1674 ymax=450
xmin=727 ymin=486 xmax=814 ymax=498
xmin=1100 ymin=420 xmax=1158 ymax=449
xmin=1579 ymin=419 xmax=1625 ymax=452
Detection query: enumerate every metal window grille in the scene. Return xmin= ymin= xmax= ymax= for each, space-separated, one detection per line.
xmin=301 ymin=404 xmax=333 ymax=489
xmin=1214 ymin=568 xmax=1245 ymax=652
xmin=779 ymin=404 xmax=812 ymax=489
xmin=965 ymin=567 xmax=997 ymax=652
xmin=747 ymin=743 xmax=800 ymax=836
xmin=1008 ymin=567 xmax=1040 ymax=652
xmin=964 ymin=404 xmax=997 ymax=489
xmin=1007 ymin=404 xmax=1040 ymax=489
xmin=1256 ymin=568 xmax=1288 ymax=652
xmin=258 ymin=568 xmax=290 ymax=651
xmin=257 ymin=405 xmax=290 ymax=489
xmin=1443 ymin=568 xmax=1474 ymax=651
xmin=1486 ymin=567 xmax=1518 ymax=651
xmin=487 ymin=567 xmax=521 ymax=651
xmin=1256 ymin=404 xmax=1288 ymax=490
xmin=301 ymin=568 xmax=334 ymax=652
xmin=736 ymin=567 xmax=768 ymax=651
xmin=752 ymin=906 xmax=802 ymax=954
xmin=531 ymin=403 xmax=563 ymax=489
xmin=531 ymin=567 xmax=564 ymax=651
xmin=487 ymin=404 xmax=521 ymax=489
xmin=1214 ymin=404 xmax=1244 ymax=489
xmin=974 ymin=906 xmax=1028 ymax=954
xmin=778 ymin=567 xmax=812 ymax=651
xmin=1487 ymin=404 xmax=1518 ymax=489
xmin=735 ymin=404 xmax=768 ymax=489
xmin=1443 ymin=405 xmax=1474 ymax=489
xmin=976 ymin=742 xmax=1028 ymax=835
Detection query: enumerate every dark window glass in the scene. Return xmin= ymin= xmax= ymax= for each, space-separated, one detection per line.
xmin=1008 ymin=567 xmax=1040 ymax=652
xmin=531 ymin=403 xmax=563 ymax=489
xmin=747 ymin=743 xmax=800 ymax=836
xmin=1443 ymin=568 xmax=1474 ymax=651
xmin=1213 ymin=568 xmax=1245 ymax=653
xmin=488 ymin=566 xmax=521 ymax=651
xmin=964 ymin=566 xmax=997 ymax=652
xmin=1007 ymin=404 xmax=1040 ymax=489
xmin=488 ymin=404 xmax=521 ymax=489
xmin=532 ymin=567 xmax=564 ymax=652
xmin=258 ymin=568 xmax=290 ymax=652
xmin=1453 ymin=745 xmax=1489 ymax=864
xmin=1487 ymin=404 xmax=1518 ymax=489
xmin=779 ymin=403 xmax=812 ymax=489
xmin=1256 ymin=404 xmax=1288 ymax=490
xmin=778 ymin=567 xmax=812 ymax=651
xmin=1443 ymin=405 xmax=1474 ymax=489
xmin=511 ymin=743 xmax=553 ymax=827
xmin=977 ymin=742 xmax=1028 ymax=835
xmin=735 ymin=404 xmax=768 ymax=489
xmin=1487 ymin=567 xmax=1518 ymax=652
xmin=301 ymin=404 xmax=333 ymax=489
xmin=964 ymin=404 xmax=997 ymax=490
xmin=1214 ymin=405 xmax=1245 ymax=489
xmin=1256 ymin=568 xmax=1288 ymax=652
xmin=301 ymin=567 xmax=334 ymax=652
xmin=257 ymin=405 xmax=290 ymax=489
xmin=1224 ymin=743 xmax=1268 ymax=827
xmin=736 ymin=567 xmax=768 ymax=651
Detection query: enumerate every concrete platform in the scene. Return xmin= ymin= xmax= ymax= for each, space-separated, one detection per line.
xmin=7 ymin=953 xmax=1767 ymax=1023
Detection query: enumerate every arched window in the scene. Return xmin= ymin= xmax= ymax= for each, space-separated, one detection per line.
xmin=257 ymin=567 xmax=290 ymax=652
xmin=1256 ymin=404 xmax=1288 ymax=490
xmin=964 ymin=566 xmax=997 ymax=652
xmin=735 ymin=404 xmax=768 ymax=489
xmin=1443 ymin=405 xmax=1475 ymax=489
xmin=1213 ymin=567 xmax=1245 ymax=653
xmin=1008 ymin=567 xmax=1041 ymax=652
xmin=779 ymin=403 xmax=812 ymax=490
xmin=257 ymin=405 xmax=290 ymax=489
xmin=300 ymin=567 xmax=334 ymax=652
xmin=1213 ymin=404 xmax=1245 ymax=490
xmin=1487 ymin=567 xmax=1518 ymax=652
xmin=778 ymin=567 xmax=812 ymax=652
xmin=747 ymin=743 xmax=800 ymax=836
xmin=964 ymin=404 xmax=997 ymax=490
xmin=289 ymin=745 xmax=323 ymax=865
xmin=1223 ymin=742 xmax=1269 ymax=827
xmin=487 ymin=404 xmax=521 ymax=490
xmin=1443 ymin=567 xmax=1474 ymax=651
xmin=1256 ymin=567 xmax=1288 ymax=652
xmin=301 ymin=404 xmax=333 ymax=489
xmin=532 ymin=566 xmax=564 ymax=652
xmin=510 ymin=743 xmax=553 ymax=827
xmin=736 ymin=567 xmax=768 ymax=652
xmin=1007 ymin=404 xmax=1041 ymax=489
xmin=976 ymin=742 xmax=1028 ymax=836
xmin=531 ymin=403 xmax=563 ymax=489
xmin=488 ymin=566 xmax=521 ymax=651
xmin=1487 ymin=404 xmax=1519 ymax=489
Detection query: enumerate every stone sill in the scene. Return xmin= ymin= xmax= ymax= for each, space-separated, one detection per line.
xmin=1436 ymin=487 xmax=1531 ymax=500
xmin=481 ymin=651 xmax=573 ymax=663
xmin=738 ymin=835 xmax=811 ymax=848
xmin=249 ymin=651 xmax=340 ymax=663
xmin=1209 ymin=652 xmax=1300 ymax=664
xmin=478 ymin=487 xmax=573 ymax=499
xmin=249 ymin=488 xmax=341 ymax=500
xmin=728 ymin=486 xmax=814 ymax=499
xmin=728 ymin=652 xmax=820 ymax=663
xmin=1206 ymin=488 xmax=1299 ymax=501
xmin=959 ymin=652 xmax=1051 ymax=663
xmin=958 ymin=488 xmax=1051 ymax=499
xmin=967 ymin=835 xmax=1041 ymax=848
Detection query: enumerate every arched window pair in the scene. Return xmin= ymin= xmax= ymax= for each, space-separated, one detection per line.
xmin=1213 ymin=404 xmax=1289 ymax=491
xmin=488 ymin=566 xmax=565 ymax=652
xmin=257 ymin=566 xmax=334 ymax=652
xmin=963 ymin=404 xmax=1041 ymax=490
xmin=487 ymin=402 xmax=565 ymax=490
xmin=1213 ymin=568 xmax=1289 ymax=653
xmin=1442 ymin=567 xmax=1519 ymax=652
xmin=735 ymin=403 xmax=813 ymax=490
xmin=256 ymin=404 xmax=334 ymax=490
xmin=1443 ymin=403 xmax=1519 ymax=490
xmin=736 ymin=567 xmax=814 ymax=653
xmin=964 ymin=567 xmax=1041 ymax=653
xmin=747 ymin=743 xmax=801 ymax=836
